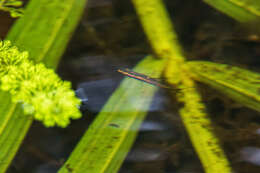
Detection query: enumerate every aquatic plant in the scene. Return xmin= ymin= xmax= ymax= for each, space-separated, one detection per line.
xmin=1 ymin=0 xmax=260 ymax=173
xmin=0 ymin=0 xmax=23 ymax=17
xmin=0 ymin=0 xmax=87 ymax=172
xmin=59 ymin=0 xmax=260 ymax=173
xmin=204 ymin=0 xmax=260 ymax=23
xmin=0 ymin=40 xmax=81 ymax=127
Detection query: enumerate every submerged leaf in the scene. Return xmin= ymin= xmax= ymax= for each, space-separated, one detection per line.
xmin=204 ymin=0 xmax=260 ymax=23
xmin=187 ymin=61 xmax=260 ymax=112
xmin=0 ymin=0 xmax=24 ymax=17
xmin=176 ymin=72 xmax=231 ymax=173
xmin=0 ymin=0 xmax=87 ymax=171
xmin=132 ymin=0 xmax=232 ymax=172
xmin=58 ymin=56 xmax=166 ymax=173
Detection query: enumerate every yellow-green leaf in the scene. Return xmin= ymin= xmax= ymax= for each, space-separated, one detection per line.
xmin=58 ymin=56 xmax=166 ymax=173
xmin=0 ymin=0 xmax=87 ymax=171
xmin=203 ymin=0 xmax=260 ymax=23
xmin=132 ymin=0 xmax=232 ymax=172
xmin=187 ymin=61 xmax=260 ymax=112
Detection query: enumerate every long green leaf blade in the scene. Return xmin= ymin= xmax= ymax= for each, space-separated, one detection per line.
xmin=58 ymin=56 xmax=166 ymax=173
xmin=132 ymin=0 xmax=232 ymax=172
xmin=0 ymin=0 xmax=87 ymax=171
xmin=204 ymin=0 xmax=260 ymax=23
xmin=7 ymin=0 xmax=87 ymax=68
xmin=187 ymin=61 xmax=260 ymax=112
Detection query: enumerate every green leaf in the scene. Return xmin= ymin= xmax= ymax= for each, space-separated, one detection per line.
xmin=7 ymin=0 xmax=87 ymax=68
xmin=58 ymin=56 xmax=166 ymax=173
xmin=0 ymin=0 xmax=87 ymax=172
xmin=3 ymin=0 xmax=23 ymax=6
xmin=187 ymin=61 xmax=260 ymax=113
xmin=132 ymin=0 xmax=232 ymax=172
xmin=203 ymin=0 xmax=260 ymax=23
xmin=0 ymin=0 xmax=24 ymax=18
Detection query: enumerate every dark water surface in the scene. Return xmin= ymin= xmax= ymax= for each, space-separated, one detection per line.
xmin=1 ymin=0 xmax=260 ymax=172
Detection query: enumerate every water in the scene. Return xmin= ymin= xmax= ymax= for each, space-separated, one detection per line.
xmin=2 ymin=0 xmax=260 ymax=172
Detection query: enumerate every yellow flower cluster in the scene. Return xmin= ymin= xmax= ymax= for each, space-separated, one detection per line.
xmin=0 ymin=40 xmax=81 ymax=127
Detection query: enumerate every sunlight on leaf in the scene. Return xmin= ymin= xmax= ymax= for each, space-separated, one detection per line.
xmin=58 ymin=56 xmax=166 ymax=173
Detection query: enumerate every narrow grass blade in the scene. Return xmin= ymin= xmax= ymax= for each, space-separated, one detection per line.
xmin=58 ymin=56 xmax=166 ymax=173
xmin=204 ymin=0 xmax=260 ymax=23
xmin=0 ymin=0 xmax=87 ymax=171
xmin=188 ymin=61 xmax=260 ymax=113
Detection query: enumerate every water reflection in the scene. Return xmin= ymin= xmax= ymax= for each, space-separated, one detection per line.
xmin=240 ymin=147 xmax=260 ymax=166
xmin=75 ymin=78 xmax=165 ymax=112
xmin=126 ymin=148 xmax=166 ymax=162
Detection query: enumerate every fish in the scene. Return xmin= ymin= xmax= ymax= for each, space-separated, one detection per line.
xmin=117 ymin=68 xmax=171 ymax=89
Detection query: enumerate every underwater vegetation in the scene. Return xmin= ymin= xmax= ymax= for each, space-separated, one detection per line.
xmin=0 ymin=40 xmax=81 ymax=127
xmin=0 ymin=0 xmax=23 ymax=18
xmin=1 ymin=0 xmax=260 ymax=173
